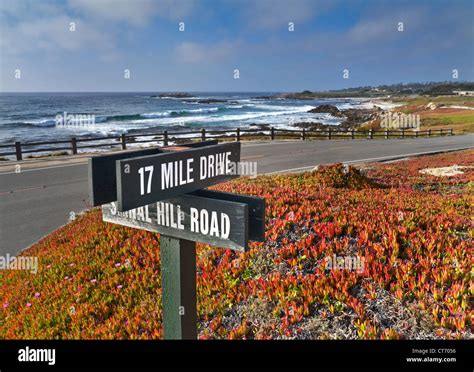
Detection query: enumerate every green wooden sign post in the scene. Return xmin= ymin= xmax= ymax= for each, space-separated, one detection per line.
xmin=160 ymin=236 xmax=197 ymax=339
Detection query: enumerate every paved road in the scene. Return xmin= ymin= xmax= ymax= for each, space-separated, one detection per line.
xmin=1 ymin=135 xmax=472 ymax=256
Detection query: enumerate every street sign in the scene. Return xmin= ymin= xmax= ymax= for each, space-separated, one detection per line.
xmin=89 ymin=139 xmax=265 ymax=339
xmin=102 ymin=193 xmax=249 ymax=251
xmin=115 ymin=142 xmax=241 ymax=211
xmin=88 ymin=140 xmax=218 ymax=206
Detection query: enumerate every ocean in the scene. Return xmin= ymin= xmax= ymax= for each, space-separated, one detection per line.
xmin=0 ymin=92 xmax=376 ymax=147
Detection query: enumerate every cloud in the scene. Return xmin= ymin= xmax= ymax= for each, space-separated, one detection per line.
xmin=0 ymin=15 xmax=114 ymax=56
xmin=0 ymin=0 xmax=64 ymax=20
xmin=68 ymin=0 xmax=196 ymax=26
xmin=347 ymin=8 xmax=423 ymax=44
xmin=174 ymin=41 xmax=237 ymax=64
xmin=240 ymin=0 xmax=328 ymax=30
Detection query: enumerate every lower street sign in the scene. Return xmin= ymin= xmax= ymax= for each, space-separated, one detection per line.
xmin=102 ymin=193 xmax=249 ymax=251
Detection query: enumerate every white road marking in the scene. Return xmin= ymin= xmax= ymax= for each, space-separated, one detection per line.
xmin=241 ymin=155 xmax=265 ymax=160
xmin=263 ymin=146 xmax=473 ymax=175
xmin=0 ymin=162 xmax=87 ymax=175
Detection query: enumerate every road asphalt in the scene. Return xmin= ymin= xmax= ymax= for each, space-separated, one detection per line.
xmin=1 ymin=134 xmax=472 ymax=256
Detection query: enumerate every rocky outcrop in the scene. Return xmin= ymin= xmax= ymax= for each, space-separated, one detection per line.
xmin=307 ymin=104 xmax=343 ymax=117
xmin=294 ymin=122 xmax=327 ymax=130
xmin=306 ymin=104 xmax=385 ymax=129
xmin=183 ymin=98 xmax=228 ymax=104
xmin=276 ymin=91 xmax=317 ymax=100
xmin=151 ymin=92 xmax=193 ymax=98
xmin=425 ymin=102 xmax=445 ymax=110
xmin=339 ymin=108 xmax=384 ymax=128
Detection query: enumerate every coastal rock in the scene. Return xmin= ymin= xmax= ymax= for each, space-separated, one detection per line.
xmin=294 ymin=122 xmax=327 ymax=131
xmin=152 ymin=92 xmax=193 ymax=98
xmin=339 ymin=108 xmax=384 ymax=128
xmin=278 ymin=92 xmax=315 ymax=100
xmin=252 ymin=96 xmax=274 ymax=100
xmin=183 ymin=98 xmax=228 ymax=104
xmin=307 ymin=104 xmax=343 ymax=117
xmin=425 ymin=102 xmax=444 ymax=110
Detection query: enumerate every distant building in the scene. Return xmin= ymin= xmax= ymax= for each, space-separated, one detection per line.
xmin=453 ymin=90 xmax=474 ymax=96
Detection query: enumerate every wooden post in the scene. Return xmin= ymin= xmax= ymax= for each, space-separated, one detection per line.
xmin=15 ymin=141 xmax=22 ymax=161
xmin=71 ymin=137 xmax=77 ymax=155
xmin=271 ymin=127 xmax=275 ymax=140
xmin=440 ymin=128 xmax=443 ymax=136
xmin=161 ymin=235 xmax=197 ymax=340
xmin=301 ymin=128 xmax=305 ymax=141
xmin=428 ymin=129 xmax=431 ymax=137
xmin=327 ymin=128 xmax=332 ymax=140
xmin=164 ymin=131 xmax=169 ymax=146
xmin=121 ymin=133 xmax=127 ymax=150
xmin=236 ymin=128 xmax=240 ymax=142
xmin=201 ymin=128 xmax=206 ymax=141
xmin=385 ymin=129 xmax=389 ymax=139
xmin=351 ymin=129 xmax=355 ymax=140
xmin=369 ymin=129 xmax=373 ymax=139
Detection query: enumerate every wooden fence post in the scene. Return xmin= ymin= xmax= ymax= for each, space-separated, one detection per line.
xmin=121 ymin=133 xmax=127 ymax=150
xmin=164 ymin=131 xmax=169 ymax=146
xmin=327 ymin=128 xmax=332 ymax=140
xmin=428 ymin=129 xmax=431 ymax=137
xmin=71 ymin=137 xmax=77 ymax=155
xmin=161 ymin=236 xmax=197 ymax=340
xmin=440 ymin=128 xmax=443 ymax=136
xmin=15 ymin=141 xmax=22 ymax=161
xmin=271 ymin=127 xmax=275 ymax=140
xmin=301 ymin=128 xmax=305 ymax=141
xmin=385 ymin=129 xmax=389 ymax=139
xmin=201 ymin=128 xmax=206 ymax=141
xmin=236 ymin=128 xmax=240 ymax=142
xmin=351 ymin=129 xmax=355 ymax=140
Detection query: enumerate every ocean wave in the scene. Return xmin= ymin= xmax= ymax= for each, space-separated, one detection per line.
xmin=140 ymin=107 xmax=223 ymax=119
xmin=128 ymin=105 xmax=318 ymax=126
xmin=0 ymin=105 xmax=325 ymax=130
xmin=1 ymin=119 xmax=56 ymax=128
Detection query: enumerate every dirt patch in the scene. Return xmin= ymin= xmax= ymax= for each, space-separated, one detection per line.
xmin=419 ymin=165 xmax=472 ymax=177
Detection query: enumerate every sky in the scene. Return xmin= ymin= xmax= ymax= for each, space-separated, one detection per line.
xmin=0 ymin=0 xmax=473 ymax=92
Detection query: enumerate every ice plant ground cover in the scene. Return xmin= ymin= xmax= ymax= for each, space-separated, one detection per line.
xmin=1 ymin=150 xmax=472 ymax=340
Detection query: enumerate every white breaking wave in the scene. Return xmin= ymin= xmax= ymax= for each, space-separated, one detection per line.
xmin=23 ymin=119 xmax=56 ymax=127
xmin=141 ymin=107 xmax=220 ymax=118
xmin=129 ymin=105 xmax=316 ymax=126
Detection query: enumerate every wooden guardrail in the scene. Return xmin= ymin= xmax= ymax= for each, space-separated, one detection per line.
xmin=0 ymin=127 xmax=454 ymax=161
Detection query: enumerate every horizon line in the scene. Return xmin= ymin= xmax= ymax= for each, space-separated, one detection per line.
xmin=1 ymin=81 xmax=472 ymax=94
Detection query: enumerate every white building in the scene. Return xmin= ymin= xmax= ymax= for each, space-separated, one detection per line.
xmin=453 ymin=90 xmax=474 ymax=96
